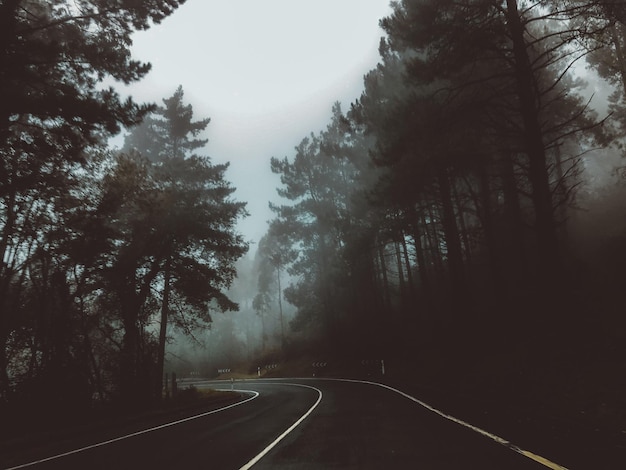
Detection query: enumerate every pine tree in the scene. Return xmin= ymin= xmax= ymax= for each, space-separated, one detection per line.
xmin=0 ymin=0 xmax=187 ymax=403
xmin=119 ymin=87 xmax=248 ymax=402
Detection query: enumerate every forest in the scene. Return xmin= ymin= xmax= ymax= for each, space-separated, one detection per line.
xmin=0 ymin=0 xmax=248 ymax=418
xmin=247 ymin=0 xmax=626 ymax=433
xmin=1 ymin=0 xmax=625 ymax=439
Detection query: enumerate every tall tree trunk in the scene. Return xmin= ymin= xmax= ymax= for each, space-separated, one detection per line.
xmin=0 ymin=335 xmax=9 ymax=403
xmin=553 ymin=142 xmax=569 ymax=241
xmin=0 ymin=190 xmax=16 ymax=283
xmin=377 ymin=242 xmax=391 ymax=312
xmin=370 ymin=246 xmax=385 ymax=315
xmin=505 ymin=0 xmax=559 ymax=278
xmin=156 ymin=257 xmax=171 ymax=400
xmin=611 ymin=21 xmax=626 ymax=94
xmin=499 ymin=152 xmax=528 ymax=279
xmin=424 ymin=204 xmax=444 ymax=274
xmin=400 ymin=233 xmax=415 ymax=294
xmin=478 ymin=163 xmax=506 ymax=304
xmin=121 ymin=312 xmax=141 ymax=407
xmin=276 ymin=263 xmax=285 ymax=350
xmin=0 ymin=0 xmax=19 ymax=133
xmin=318 ymin=235 xmax=338 ymax=349
xmin=394 ymin=241 xmax=406 ymax=304
xmin=356 ymin=239 xmax=382 ymax=323
xmin=118 ymin=275 xmax=146 ymax=407
xmin=451 ymin=178 xmax=472 ymax=265
xmin=0 ymin=185 xmax=22 ymax=401
xmin=438 ymin=168 xmax=466 ymax=297
xmin=411 ymin=213 xmax=431 ymax=297
xmin=85 ymin=333 xmax=105 ymax=402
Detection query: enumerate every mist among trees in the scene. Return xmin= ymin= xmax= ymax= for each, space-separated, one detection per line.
xmin=244 ymin=0 xmax=626 ymax=425
xmin=1 ymin=0 xmax=626 ymax=443
xmin=0 ymin=1 xmax=247 ymax=416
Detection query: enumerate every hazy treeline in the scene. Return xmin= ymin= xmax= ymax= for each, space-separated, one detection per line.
xmin=258 ymin=0 xmax=626 ymax=372
xmin=3 ymin=0 xmax=626 ymax=424
xmin=0 ymin=0 xmax=247 ymax=414
xmin=165 ymin=252 xmax=297 ymax=378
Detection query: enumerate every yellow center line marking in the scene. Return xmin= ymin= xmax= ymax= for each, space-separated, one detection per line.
xmin=518 ymin=449 xmax=569 ymax=470
xmin=322 ymin=378 xmax=570 ymax=470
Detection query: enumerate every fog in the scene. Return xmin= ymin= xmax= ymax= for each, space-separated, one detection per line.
xmin=154 ymin=3 xmax=626 ymax=384
xmin=3 ymin=4 xmax=626 ymax=463
xmin=112 ymin=0 xmax=394 ymax=375
xmin=116 ymin=0 xmax=393 ymax=245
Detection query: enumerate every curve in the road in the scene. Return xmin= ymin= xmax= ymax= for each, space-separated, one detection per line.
xmin=4 ymin=390 xmax=259 ymax=470
xmin=4 ymin=378 xmax=570 ymax=470
xmin=237 ymin=383 xmax=323 ymax=470
xmin=322 ymin=378 xmax=569 ymax=470
xmin=231 ymin=377 xmax=568 ymax=470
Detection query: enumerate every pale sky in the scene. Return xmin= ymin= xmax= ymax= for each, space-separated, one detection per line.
xmin=117 ymin=0 xmax=392 ymax=246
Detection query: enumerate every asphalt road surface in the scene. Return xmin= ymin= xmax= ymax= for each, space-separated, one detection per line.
xmin=2 ymin=378 xmax=567 ymax=470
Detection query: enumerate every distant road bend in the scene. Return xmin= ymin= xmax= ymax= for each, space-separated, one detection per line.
xmin=2 ymin=378 xmax=569 ymax=470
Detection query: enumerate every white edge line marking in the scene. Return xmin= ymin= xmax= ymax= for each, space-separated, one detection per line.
xmin=238 ymin=383 xmax=323 ymax=470
xmin=4 ymin=391 xmax=259 ymax=470
xmin=203 ymin=375 xmax=561 ymax=467
xmin=321 ymin=378 xmax=569 ymax=470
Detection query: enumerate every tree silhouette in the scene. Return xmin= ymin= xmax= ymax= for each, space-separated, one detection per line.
xmin=119 ymin=86 xmax=247 ymax=402
xmin=0 ymin=0 xmax=187 ymax=404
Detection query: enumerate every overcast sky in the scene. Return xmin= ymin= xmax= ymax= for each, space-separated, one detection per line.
xmin=117 ymin=0 xmax=392 ymax=247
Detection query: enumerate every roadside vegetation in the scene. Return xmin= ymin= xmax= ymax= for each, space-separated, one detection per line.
xmin=0 ymin=0 xmax=247 ymax=420
xmin=1 ymin=2 xmax=626 ymax=463
xmin=236 ymin=0 xmax=626 ymax=453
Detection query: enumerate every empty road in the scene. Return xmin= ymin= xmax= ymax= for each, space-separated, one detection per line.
xmin=2 ymin=378 xmax=566 ymax=469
